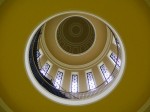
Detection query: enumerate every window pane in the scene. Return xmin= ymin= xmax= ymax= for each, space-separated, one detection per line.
xmin=36 ymin=50 xmax=41 ymax=58
xmin=113 ymin=36 xmax=120 ymax=48
xmin=40 ymin=63 xmax=50 ymax=76
xmin=71 ymin=74 xmax=78 ymax=93
xmin=110 ymin=52 xmax=121 ymax=68
xmin=100 ymin=64 xmax=113 ymax=83
xmin=54 ymin=71 xmax=63 ymax=89
xmin=36 ymin=49 xmax=43 ymax=61
xmin=86 ymin=72 xmax=96 ymax=90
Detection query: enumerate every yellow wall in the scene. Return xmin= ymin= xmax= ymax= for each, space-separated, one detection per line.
xmin=0 ymin=1 xmax=150 ymax=112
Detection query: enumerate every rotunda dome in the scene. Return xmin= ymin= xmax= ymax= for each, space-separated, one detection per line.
xmin=25 ymin=11 xmax=126 ymax=105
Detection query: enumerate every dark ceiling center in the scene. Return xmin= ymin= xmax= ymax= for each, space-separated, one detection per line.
xmin=57 ymin=16 xmax=95 ymax=54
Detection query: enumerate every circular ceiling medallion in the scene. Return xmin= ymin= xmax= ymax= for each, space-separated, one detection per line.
xmin=25 ymin=11 xmax=126 ymax=106
xmin=57 ymin=16 xmax=95 ymax=54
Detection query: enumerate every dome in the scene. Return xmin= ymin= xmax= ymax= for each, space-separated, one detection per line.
xmin=25 ymin=11 xmax=125 ymax=105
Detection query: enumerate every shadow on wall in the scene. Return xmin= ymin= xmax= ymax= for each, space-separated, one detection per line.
xmin=137 ymin=97 xmax=150 ymax=112
xmin=145 ymin=0 xmax=150 ymax=7
xmin=0 ymin=98 xmax=13 ymax=112
xmin=0 ymin=0 xmax=5 ymax=6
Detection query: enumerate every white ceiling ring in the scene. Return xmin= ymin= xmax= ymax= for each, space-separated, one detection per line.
xmin=24 ymin=11 xmax=126 ymax=106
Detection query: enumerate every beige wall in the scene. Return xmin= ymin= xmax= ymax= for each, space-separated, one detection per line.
xmin=62 ymin=70 xmax=71 ymax=91
xmin=78 ymin=71 xmax=87 ymax=92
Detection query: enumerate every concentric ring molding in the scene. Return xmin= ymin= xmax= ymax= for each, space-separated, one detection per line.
xmin=56 ymin=15 xmax=95 ymax=55
xmin=41 ymin=12 xmax=110 ymax=70
xmin=24 ymin=11 xmax=126 ymax=106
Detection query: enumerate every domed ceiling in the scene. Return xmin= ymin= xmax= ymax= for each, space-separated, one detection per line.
xmin=25 ymin=11 xmax=125 ymax=105
xmin=0 ymin=1 xmax=150 ymax=112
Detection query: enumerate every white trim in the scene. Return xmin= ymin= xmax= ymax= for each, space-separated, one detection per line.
xmin=24 ymin=11 xmax=126 ymax=106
